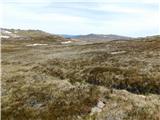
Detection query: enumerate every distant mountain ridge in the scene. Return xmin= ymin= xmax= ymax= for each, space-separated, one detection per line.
xmin=61 ymin=34 xmax=133 ymax=41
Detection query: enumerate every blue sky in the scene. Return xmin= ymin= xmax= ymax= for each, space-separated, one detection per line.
xmin=0 ymin=0 xmax=159 ymax=37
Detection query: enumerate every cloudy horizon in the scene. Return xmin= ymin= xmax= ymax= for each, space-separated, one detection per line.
xmin=0 ymin=0 xmax=159 ymax=37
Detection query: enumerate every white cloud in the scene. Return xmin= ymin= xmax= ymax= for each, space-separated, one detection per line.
xmin=1 ymin=0 xmax=51 ymax=3
xmin=2 ymin=0 xmax=159 ymax=3
xmin=1 ymin=0 xmax=159 ymax=36
xmin=1 ymin=3 xmax=89 ymax=33
xmin=2 ymin=3 xmax=87 ymax=22
xmin=97 ymin=11 xmax=159 ymax=36
xmin=95 ymin=4 xmax=157 ymax=14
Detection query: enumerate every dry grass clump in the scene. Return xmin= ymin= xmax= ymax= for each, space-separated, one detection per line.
xmin=2 ymin=77 xmax=100 ymax=120
xmin=32 ymin=63 xmax=65 ymax=79
xmin=125 ymin=106 xmax=159 ymax=120
xmin=79 ymin=66 xmax=160 ymax=94
xmin=31 ymin=53 xmax=160 ymax=95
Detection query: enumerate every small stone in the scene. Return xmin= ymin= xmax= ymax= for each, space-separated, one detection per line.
xmin=97 ymin=101 xmax=105 ymax=109
xmin=90 ymin=107 xmax=102 ymax=115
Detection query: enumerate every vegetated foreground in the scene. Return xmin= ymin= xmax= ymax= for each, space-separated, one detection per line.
xmin=1 ymin=31 xmax=160 ymax=120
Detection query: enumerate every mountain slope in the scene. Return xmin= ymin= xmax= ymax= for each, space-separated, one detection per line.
xmin=0 ymin=28 xmax=67 ymax=43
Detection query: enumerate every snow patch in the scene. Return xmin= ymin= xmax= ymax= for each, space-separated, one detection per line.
xmin=11 ymin=34 xmax=20 ymax=38
xmin=0 ymin=35 xmax=10 ymax=38
xmin=3 ymin=30 xmax=12 ymax=34
xmin=14 ymin=30 xmax=18 ymax=33
xmin=26 ymin=43 xmax=48 ymax=46
xmin=1 ymin=30 xmax=20 ymax=38
xmin=111 ymin=51 xmax=126 ymax=55
xmin=61 ymin=41 xmax=72 ymax=44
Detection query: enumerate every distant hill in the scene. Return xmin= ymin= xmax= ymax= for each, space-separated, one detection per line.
xmin=0 ymin=28 xmax=66 ymax=42
xmin=61 ymin=34 xmax=133 ymax=42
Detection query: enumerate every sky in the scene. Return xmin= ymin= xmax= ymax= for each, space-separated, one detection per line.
xmin=0 ymin=0 xmax=159 ymax=37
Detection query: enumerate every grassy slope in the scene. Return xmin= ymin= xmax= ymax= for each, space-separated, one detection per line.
xmin=1 ymin=35 xmax=160 ymax=120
